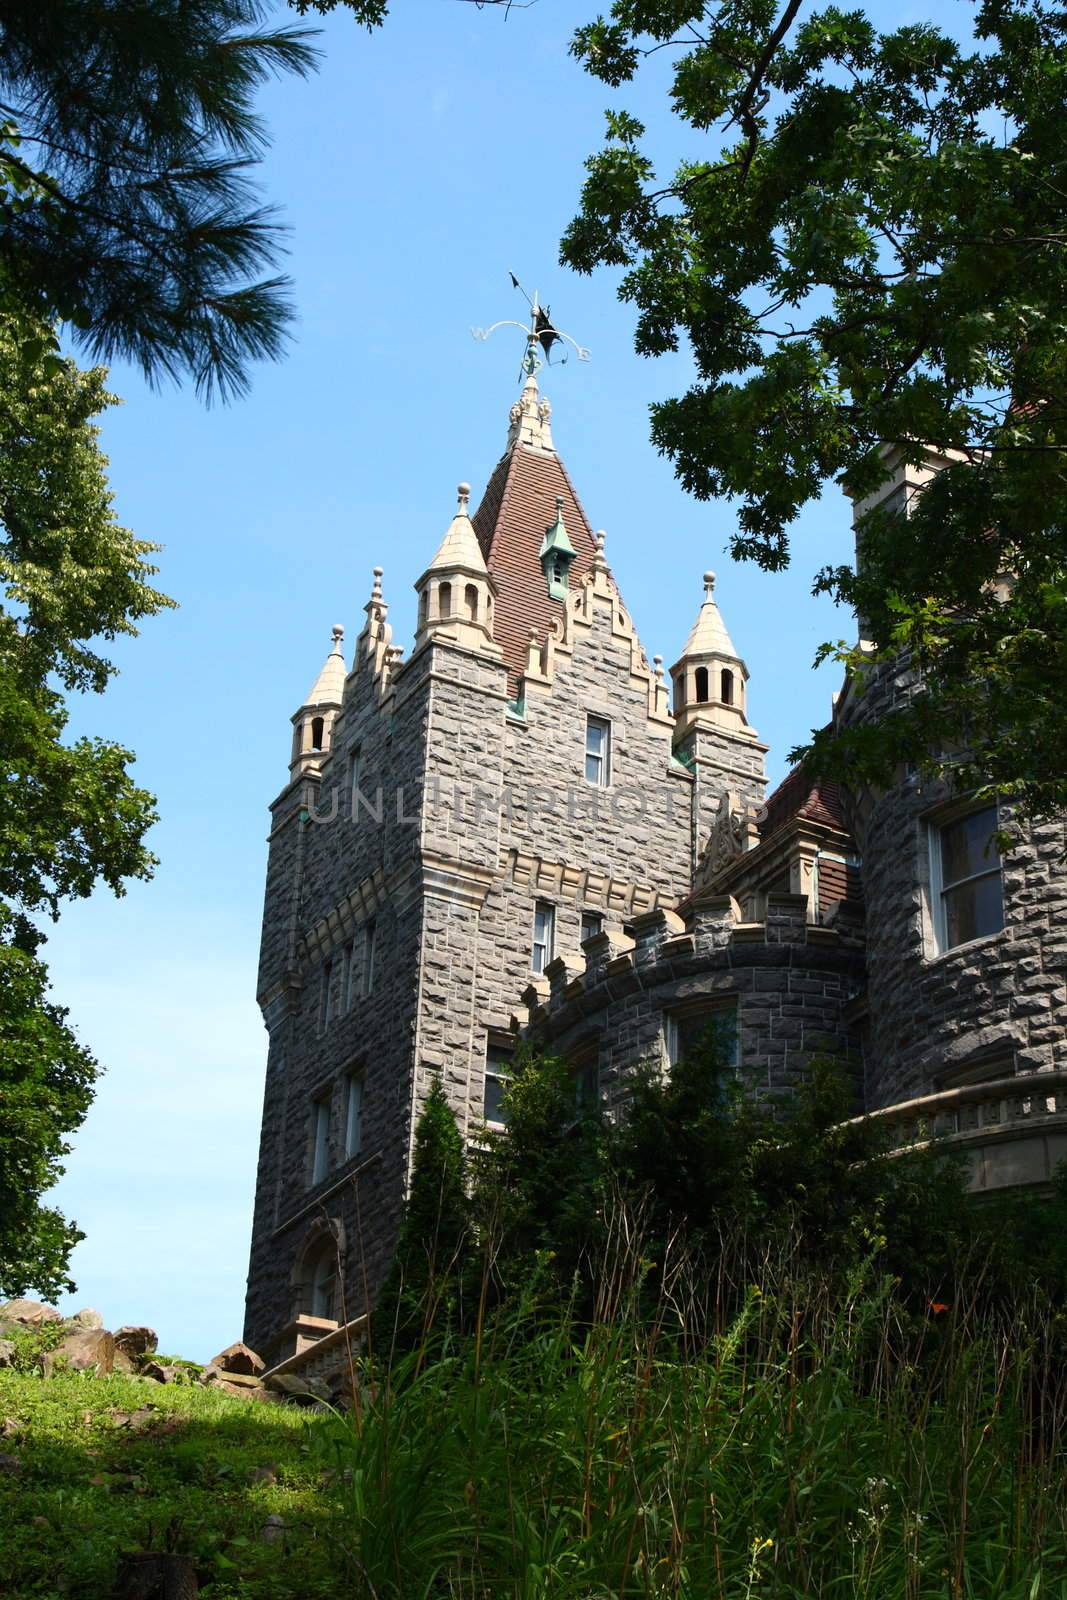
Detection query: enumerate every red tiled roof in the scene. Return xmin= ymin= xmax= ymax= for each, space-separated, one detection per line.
xmin=761 ymin=764 xmax=851 ymax=840
xmin=472 ymin=444 xmax=599 ymax=692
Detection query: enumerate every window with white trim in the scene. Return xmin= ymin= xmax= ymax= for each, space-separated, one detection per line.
xmin=311 ymin=1096 xmax=331 ymax=1185
xmin=580 ymin=911 xmax=604 ymax=945
xmin=532 ymin=901 xmax=555 ymax=974
xmin=664 ymin=1007 xmax=739 ymax=1071
xmin=585 ymin=715 xmax=611 ymax=786
xmin=484 ymin=1039 xmax=514 ymax=1126
xmin=310 ymin=1249 xmax=336 ymax=1321
xmin=344 ymin=1072 xmax=364 ymax=1159
xmin=930 ymin=806 xmax=1003 ymax=953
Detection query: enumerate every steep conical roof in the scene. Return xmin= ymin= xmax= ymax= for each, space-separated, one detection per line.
xmin=472 ymin=375 xmax=599 ymax=689
xmin=303 ymin=623 xmax=347 ymax=706
xmin=426 ymin=483 xmax=489 ymax=576
xmin=679 ymin=572 xmax=741 ymax=661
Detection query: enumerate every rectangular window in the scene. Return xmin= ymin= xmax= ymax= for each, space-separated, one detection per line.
xmin=349 ymin=747 xmax=362 ymax=817
xmin=571 ymin=1050 xmax=599 ymax=1113
xmin=343 ymin=940 xmax=356 ymax=1012
xmin=362 ymin=920 xmax=377 ymax=996
xmin=664 ymin=1008 xmax=739 ymax=1071
xmin=931 ymin=806 xmax=1003 ymax=952
xmin=311 ymin=1096 xmax=331 ymax=1185
xmin=320 ymin=959 xmax=334 ymax=1031
xmin=344 ymin=1072 xmax=364 ymax=1159
xmin=580 ymin=911 xmax=604 ymax=945
xmin=484 ymin=1040 xmax=514 ymax=1127
xmin=532 ymin=901 xmax=555 ymax=974
xmin=585 ymin=714 xmax=611 ymax=786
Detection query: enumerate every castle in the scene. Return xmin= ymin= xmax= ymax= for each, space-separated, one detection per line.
xmin=244 ymin=376 xmax=1067 ymax=1381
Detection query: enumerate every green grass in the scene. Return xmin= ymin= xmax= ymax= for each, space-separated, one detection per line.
xmin=0 ymin=1368 xmax=338 ymax=1597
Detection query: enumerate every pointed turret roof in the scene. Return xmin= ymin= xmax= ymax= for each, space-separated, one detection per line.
xmin=472 ymin=374 xmax=599 ymax=689
xmin=679 ymin=572 xmax=741 ymax=662
xmin=426 ymin=483 xmax=489 ymax=576
xmin=303 ymin=623 xmax=346 ymax=707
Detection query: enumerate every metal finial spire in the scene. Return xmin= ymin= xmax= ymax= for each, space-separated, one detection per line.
xmin=472 ymin=272 xmax=591 ymax=383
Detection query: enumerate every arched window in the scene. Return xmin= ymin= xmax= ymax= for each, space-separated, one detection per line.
xmin=465 ymin=583 xmax=479 ymax=620
xmin=418 ymin=588 xmax=428 ymax=628
xmin=720 ymin=669 xmax=734 ymax=706
xmin=311 ymin=716 xmax=325 ymax=751
xmin=438 ymin=581 xmax=452 ymax=618
xmin=310 ymin=1249 xmax=336 ymax=1322
xmin=694 ymin=666 xmax=709 ymax=703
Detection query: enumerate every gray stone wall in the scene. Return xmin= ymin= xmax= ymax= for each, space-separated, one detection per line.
xmin=835 ymin=664 xmax=1067 ymax=1110
xmin=527 ymin=894 xmax=865 ymax=1112
xmin=245 ymin=566 xmax=773 ymax=1360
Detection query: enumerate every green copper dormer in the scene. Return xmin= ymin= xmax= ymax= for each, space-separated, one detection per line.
xmin=539 ymin=495 xmax=576 ymax=599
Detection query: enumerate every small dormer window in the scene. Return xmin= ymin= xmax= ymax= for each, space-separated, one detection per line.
xmin=539 ymin=496 xmax=576 ymax=600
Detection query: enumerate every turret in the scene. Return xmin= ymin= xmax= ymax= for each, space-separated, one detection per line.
xmin=670 ymin=571 xmax=757 ymax=743
xmin=414 ymin=483 xmax=501 ymax=656
xmin=290 ymin=623 xmax=346 ymax=776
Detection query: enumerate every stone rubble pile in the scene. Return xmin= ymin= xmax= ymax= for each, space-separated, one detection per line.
xmin=0 ymin=1301 xmax=328 ymax=1404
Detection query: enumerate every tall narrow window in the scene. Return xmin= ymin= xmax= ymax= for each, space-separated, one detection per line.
xmin=465 ymin=583 xmax=479 ymax=620
xmin=581 ymin=911 xmax=604 ymax=945
xmin=585 ymin=715 xmax=611 ymax=786
xmin=931 ymin=807 xmax=1003 ymax=952
xmin=362 ymin=920 xmax=377 ymax=996
xmin=344 ymin=1072 xmax=364 ymax=1159
xmin=311 ymin=1097 xmax=331 ymax=1185
xmin=320 ymin=959 xmax=334 ymax=1031
xmin=311 ymin=715 xmax=325 ymax=751
xmin=484 ymin=1040 xmax=514 ymax=1126
xmin=343 ymin=940 xmax=356 ymax=1012
xmin=310 ymin=1250 xmax=335 ymax=1320
xmin=720 ymin=669 xmax=734 ymax=706
xmin=439 ymin=581 xmax=452 ymax=618
xmin=532 ymin=901 xmax=555 ymax=974
xmin=694 ymin=666 xmax=709 ymax=703
xmin=349 ymin=747 xmax=362 ymax=818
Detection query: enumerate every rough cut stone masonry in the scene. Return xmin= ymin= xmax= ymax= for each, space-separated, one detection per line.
xmin=244 ymin=383 xmax=1067 ymax=1372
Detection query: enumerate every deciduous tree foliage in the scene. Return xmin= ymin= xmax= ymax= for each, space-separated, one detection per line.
xmin=0 ymin=0 xmax=317 ymax=399
xmin=561 ymin=0 xmax=1067 ymax=816
xmin=0 ymin=315 xmax=172 ymax=1297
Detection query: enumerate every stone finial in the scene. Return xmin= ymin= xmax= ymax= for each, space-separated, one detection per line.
xmin=370 ymin=567 xmax=383 ymax=602
xmin=331 ymin=623 xmax=344 ymax=650
xmin=704 ymin=570 xmax=715 ymax=596
xmin=457 ymin=482 xmax=471 ymax=514
xmin=591 ymin=529 xmax=609 ymax=576
xmin=506 ymin=372 xmax=555 ymax=453
xmin=653 ymin=653 xmax=664 ymax=680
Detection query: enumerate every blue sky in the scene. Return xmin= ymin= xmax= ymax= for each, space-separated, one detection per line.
xmin=42 ymin=0 xmax=867 ymax=1359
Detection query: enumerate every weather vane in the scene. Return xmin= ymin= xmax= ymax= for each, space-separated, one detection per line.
xmin=472 ymin=272 xmax=591 ymax=383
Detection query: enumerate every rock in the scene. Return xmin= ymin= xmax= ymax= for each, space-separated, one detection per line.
xmin=217 ymin=1379 xmax=269 ymax=1401
xmin=209 ymin=1341 xmax=265 ymax=1377
xmin=198 ymin=1364 xmax=221 ymax=1386
xmin=264 ymin=1371 xmax=331 ymax=1404
xmin=142 ymin=1361 xmax=180 ymax=1385
xmin=260 ymin=1514 xmax=286 ymax=1545
xmin=0 ymin=1299 xmax=60 ymax=1326
xmin=211 ymin=1369 xmax=261 ymax=1390
xmin=42 ymin=1328 xmax=115 ymax=1378
xmin=66 ymin=1308 xmax=104 ymax=1330
xmin=114 ymin=1325 xmax=157 ymax=1361
xmin=0 ymin=1341 xmax=15 ymax=1369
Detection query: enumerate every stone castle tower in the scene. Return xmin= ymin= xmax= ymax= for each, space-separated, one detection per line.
xmin=244 ymin=383 xmax=1067 ymax=1380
